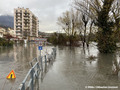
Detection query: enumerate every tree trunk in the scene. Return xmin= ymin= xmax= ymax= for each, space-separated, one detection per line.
xmin=83 ymin=25 xmax=87 ymax=47
xmin=87 ymin=20 xmax=94 ymax=48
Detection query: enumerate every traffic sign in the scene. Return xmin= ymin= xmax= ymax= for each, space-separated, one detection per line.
xmin=6 ymin=70 xmax=16 ymax=79
xmin=38 ymin=46 xmax=42 ymax=50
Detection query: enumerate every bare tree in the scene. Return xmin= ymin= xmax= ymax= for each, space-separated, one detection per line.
xmin=87 ymin=20 xmax=94 ymax=47
xmin=58 ymin=9 xmax=81 ymax=36
xmin=58 ymin=11 xmax=71 ymax=36
xmin=57 ymin=9 xmax=82 ymax=45
xmin=74 ymin=0 xmax=120 ymax=53
xmin=111 ymin=1 xmax=120 ymax=41
xmin=81 ymin=13 xmax=89 ymax=47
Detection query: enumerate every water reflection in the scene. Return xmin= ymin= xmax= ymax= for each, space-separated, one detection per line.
xmin=13 ymin=44 xmax=39 ymax=63
xmin=40 ymin=54 xmax=56 ymax=83
xmin=112 ymin=52 xmax=120 ymax=76
xmin=1 ymin=44 xmax=120 ymax=90
xmin=0 ymin=44 xmax=53 ymax=90
xmin=39 ymin=45 xmax=120 ymax=90
xmin=34 ymin=77 xmax=40 ymax=90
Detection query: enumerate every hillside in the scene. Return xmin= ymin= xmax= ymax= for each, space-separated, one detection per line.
xmin=0 ymin=15 xmax=14 ymax=28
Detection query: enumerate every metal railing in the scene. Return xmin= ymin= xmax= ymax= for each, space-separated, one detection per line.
xmin=39 ymin=48 xmax=56 ymax=72
xmin=19 ymin=48 xmax=56 ymax=90
xmin=19 ymin=58 xmax=40 ymax=90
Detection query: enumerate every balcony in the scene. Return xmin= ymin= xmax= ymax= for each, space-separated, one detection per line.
xmin=16 ymin=24 xmax=22 ymax=26
xmin=16 ymin=13 xmax=22 ymax=16
xmin=24 ymin=27 xmax=30 ymax=30
xmin=16 ymin=25 xmax=22 ymax=27
xmin=24 ymin=17 xmax=30 ymax=20
xmin=16 ymin=31 xmax=22 ymax=33
xmin=16 ymin=28 xmax=22 ymax=30
xmin=24 ymin=25 xmax=30 ymax=27
xmin=24 ymin=14 xmax=29 ymax=16
xmin=16 ymin=12 xmax=22 ymax=14
xmin=24 ymin=22 xmax=30 ymax=24
xmin=16 ymin=20 xmax=22 ymax=23
xmin=16 ymin=18 xmax=22 ymax=20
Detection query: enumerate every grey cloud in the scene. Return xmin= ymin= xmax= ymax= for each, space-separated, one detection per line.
xmin=0 ymin=0 xmax=73 ymax=32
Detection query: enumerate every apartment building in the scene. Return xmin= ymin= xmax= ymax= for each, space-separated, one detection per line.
xmin=14 ymin=7 xmax=39 ymax=40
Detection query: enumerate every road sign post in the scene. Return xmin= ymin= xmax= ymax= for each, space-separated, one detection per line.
xmin=38 ymin=46 xmax=42 ymax=50
xmin=38 ymin=46 xmax=42 ymax=57
xmin=38 ymin=46 xmax=43 ymax=71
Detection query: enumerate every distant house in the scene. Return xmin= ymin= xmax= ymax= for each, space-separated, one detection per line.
xmin=0 ymin=31 xmax=3 ymax=38
xmin=7 ymin=28 xmax=16 ymax=37
xmin=0 ymin=27 xmax=5 ymax=38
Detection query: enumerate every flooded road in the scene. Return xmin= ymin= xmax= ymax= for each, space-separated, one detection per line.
xmin=0 ymin=44 xmax=54 ymax=90
xmin=1 ymin=43 xmax=120 ymax=90
xmin=39 ymin=44 xmax=120 ymax=90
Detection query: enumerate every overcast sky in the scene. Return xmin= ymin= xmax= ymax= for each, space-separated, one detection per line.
xmin=0 ymin=0 xmax=73 ymax=33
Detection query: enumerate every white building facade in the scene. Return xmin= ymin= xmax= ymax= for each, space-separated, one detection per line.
xmin=14 ymin=7 xmax=39 ymax=40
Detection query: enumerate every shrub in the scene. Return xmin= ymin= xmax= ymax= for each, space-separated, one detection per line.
xmin=0 ymin=38 xmax=14 ymax=46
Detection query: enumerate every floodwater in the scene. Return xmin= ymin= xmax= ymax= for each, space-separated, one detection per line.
xmin=1 ymin=43 xmax=120 ymax=90
xmin=39 ymin=43 xmax=120 ymax=90
xmin=0 ymin=44 xmax=54 ymax=90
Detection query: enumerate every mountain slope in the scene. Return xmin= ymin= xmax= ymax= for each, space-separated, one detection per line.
xmin=0 ymin=15 xmax=14 ymax=28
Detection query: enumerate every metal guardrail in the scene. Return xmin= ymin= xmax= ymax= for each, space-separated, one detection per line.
xmin=19 ymin=59 xmax=40 ymax=90
xmin=39 ymin=48 xmax=56 ymax=72
xmin=19 ymin=48 xmax=56 ymax=90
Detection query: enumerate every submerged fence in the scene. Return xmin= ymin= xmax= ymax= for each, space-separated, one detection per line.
xmin=19 ymin=48 xmax=56 ymax=90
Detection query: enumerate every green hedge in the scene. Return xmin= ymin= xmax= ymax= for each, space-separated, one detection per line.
xmin=0 ymin=38 xmax=14 ymax=46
